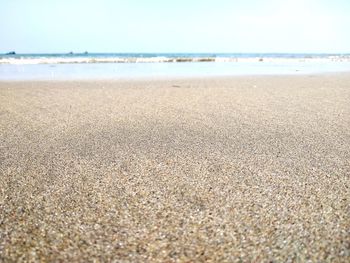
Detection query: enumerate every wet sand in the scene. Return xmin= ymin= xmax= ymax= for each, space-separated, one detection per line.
xmin=0 ymin=74 xmax=349 ymax=262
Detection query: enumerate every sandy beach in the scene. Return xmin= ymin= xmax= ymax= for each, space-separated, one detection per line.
xmin=0 ymin=74 xmax=349 ymax=262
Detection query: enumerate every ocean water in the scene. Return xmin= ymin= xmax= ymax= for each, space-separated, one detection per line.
xmin=1 ymin=52 xmax=350 ymax=64
xmin=0 ymin=53 xmax=350 ymax=80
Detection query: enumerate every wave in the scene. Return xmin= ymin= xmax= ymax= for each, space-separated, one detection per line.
xmin=0 ymin=56 xmax=229 ymax=64
xmin=0 ymin=55 xmax=349 ymax=65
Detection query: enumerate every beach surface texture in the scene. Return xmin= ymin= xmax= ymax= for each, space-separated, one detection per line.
xmin=1 ymin=74 xmax=349 ymax=262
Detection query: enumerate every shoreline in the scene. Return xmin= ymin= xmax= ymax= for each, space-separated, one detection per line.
xmin=1 ymin=62 xmax=350 ymax=81
xmin=1 ymin=71 xmax=350 ymax=83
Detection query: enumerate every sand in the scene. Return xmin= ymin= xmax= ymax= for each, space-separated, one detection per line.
xmin=0 ymin=74 xmax=349 ymax=262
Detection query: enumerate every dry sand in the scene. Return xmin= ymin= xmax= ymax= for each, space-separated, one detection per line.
xmin=0 ymin=74 xmax=349 ymax=262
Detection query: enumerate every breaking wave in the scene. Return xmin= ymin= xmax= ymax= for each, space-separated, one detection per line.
xmin=0 ymin=53 xmax=349 ymax=65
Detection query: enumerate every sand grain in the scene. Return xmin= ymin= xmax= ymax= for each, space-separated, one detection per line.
xmin=0 ymin=75 xmax=349 ymax=262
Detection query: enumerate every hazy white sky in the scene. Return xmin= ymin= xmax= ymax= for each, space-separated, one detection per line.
xmin=0 ymin=0 xmax=349 ymax=53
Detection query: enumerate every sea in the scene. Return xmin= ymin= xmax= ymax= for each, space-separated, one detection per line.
xmin=1 ymin=53 xmax=349 ymax=80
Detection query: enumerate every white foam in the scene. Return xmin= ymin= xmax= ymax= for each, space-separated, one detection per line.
xmin=0 ymin=56 xmax=349 ymax=65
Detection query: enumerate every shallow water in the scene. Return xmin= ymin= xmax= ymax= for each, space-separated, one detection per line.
xmin=1 ymin=60 xmax=350 ymax=80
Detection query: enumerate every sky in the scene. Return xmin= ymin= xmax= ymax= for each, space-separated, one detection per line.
xmin=0 ymin=0 xmax=349 ymax=53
